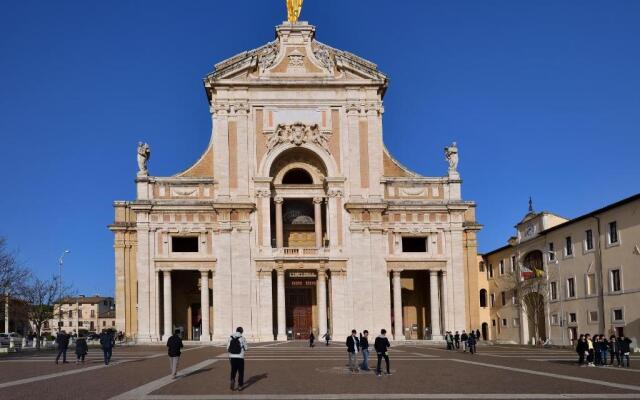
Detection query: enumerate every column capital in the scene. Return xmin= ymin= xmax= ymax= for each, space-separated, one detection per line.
xmin=313 ymin=197 xmax=324 ymax=204
xmin=274 ymin=196 xmax=284 ymax=204
xmin=430 ymin=269 xmax=439 ymax=277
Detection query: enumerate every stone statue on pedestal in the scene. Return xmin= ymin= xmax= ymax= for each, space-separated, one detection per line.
xmin=137 ymin=142 xmax=151 ymax=176
xmin=444 ymin=142 xmax=459 ymax=173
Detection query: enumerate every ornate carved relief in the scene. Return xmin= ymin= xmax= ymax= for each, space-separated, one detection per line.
xmin=287 ymin=49 xmax=305 ymax=73
xmin=258 ymin=40 xmax=279 ymax=72
xmin=327 ymin=188 xmax=344 ymax=198
xmin=255 ymin=189 xmax=271 ymax=198
xmin=266 ymin=122 xmax=330 ymax=151
xmin=312 ymin=41 xmax=334 ymax=72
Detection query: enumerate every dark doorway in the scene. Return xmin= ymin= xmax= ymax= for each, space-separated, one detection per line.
xmin=285 ymin=271 xmax=316 ymax=340
xmin=482 ymin=322 xmax=489 ymax=340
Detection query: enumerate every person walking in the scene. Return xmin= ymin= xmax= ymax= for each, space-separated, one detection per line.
xmin=346 ymin=329 xmax=360 ymax=373
xmin=99 ymin=330 xmax=115 ymax=365
xmin=461 ymin=330 xmax=469 ymax=352
xmin=602 ymin=335 xmax=610 ymax=366
xmin=359 ymin=330 xmax=370 ymax=371
xmin=227 ymin=326 xmax=248 ymax=391
xmin=166 ymin=329 xmax=184 ymax=378
xmin=467 ymin=332 xmax=477 ymax=355
xmin=445 ymin=332 xmax=454 ymax=350
xmin=75 ymin=334 xmax=88 ymax=364
xmin=454 ymin=331 xmax=460 ymax=350
xmin=322 ymin=331 xmax=331 ymax=346
xmin=576 ymin=334 xmax=587 ymax=366
xmin=476 ymin=329 xmax=481 ymax=341
xmin=54 ymin=330 xmax=70 ymax=364
xmin=309 ymin=331 xmax=315 ymax=348
xmin=374 ymin=329 xmax=391 ymax=377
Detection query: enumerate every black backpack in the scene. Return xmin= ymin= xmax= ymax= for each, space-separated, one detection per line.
xmin=229 ymin=336 xmax=242 ymax=354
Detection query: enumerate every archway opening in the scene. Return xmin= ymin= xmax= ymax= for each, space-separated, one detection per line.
xmin=282 ymin=168 xmax=313 ymax=184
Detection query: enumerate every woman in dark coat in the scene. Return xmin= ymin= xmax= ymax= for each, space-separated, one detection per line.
xmin=75 ymin=335 xmax=88 ymax=364
xmin=575 ymin=334 xmax=587 ymax=365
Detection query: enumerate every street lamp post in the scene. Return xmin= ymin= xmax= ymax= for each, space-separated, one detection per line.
xmin=57 ymin=250 xmax=70 ymax=331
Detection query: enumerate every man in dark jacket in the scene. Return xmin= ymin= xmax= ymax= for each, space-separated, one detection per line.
xmin=374 ymin=329 xmax=391 ymax=376
xmin=54 ymin=330 xmax=70 ymax=364
xmin=619 ymin=335 xmax=632 ymax=368
xmin=467 ymin=332 xmax=477 ymax=354
xmin=576 ymin=334 xmax=587 ymax=365
xmin=99 ymin=330 xmax=116 ymax=365
xmin=476 ymin=329 xmax=481 ymax=341
xmin=346 ymin=329 xmax=360 ymax=373
xmin=460 ymin=330 xmax=469 ymax=352
xmin=359 ymin=330 xmax=370 ymax=371
xmin=75 ymin=334 xmax=89 ymax=364
xmin=454 ymin=331 xmax=460 ymax=350
xmin=167 ymin=329 xmax=184 ymax=378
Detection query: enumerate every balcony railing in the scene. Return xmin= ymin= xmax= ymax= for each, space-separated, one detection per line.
xmin=275 ymin=247 xmax=326 ymax=258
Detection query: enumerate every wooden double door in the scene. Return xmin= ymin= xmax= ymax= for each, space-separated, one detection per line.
xmin=286 ymin=288 xmax=313 ymax=340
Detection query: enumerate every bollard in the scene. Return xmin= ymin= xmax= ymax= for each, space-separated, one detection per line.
xmin=9 ymin=338 xmax=15 ymax=349
xmin=22 ymin=337 xmax=27 ymax=348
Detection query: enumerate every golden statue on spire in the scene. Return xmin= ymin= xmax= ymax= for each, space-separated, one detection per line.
xmin=286 ymin=0 xmax=303 ymax=23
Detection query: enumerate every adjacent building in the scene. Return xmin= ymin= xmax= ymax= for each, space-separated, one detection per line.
xmin=109 ymin=21 xmax=482 ymax=342
xmin=482 ymin=194 xmax=640 ymax=348
xmin=51 ymin=295 xmax=115 ymax=334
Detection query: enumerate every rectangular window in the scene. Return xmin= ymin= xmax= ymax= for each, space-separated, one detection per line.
xmin=489 ymin=264 xmax=494 ymax=278
xmin=479 ymin=262 xmax=484 ymax=272
xmin=499 ymin=260 xmax=505 ymax=275
xmin=90 ymin=310 xmax=95 ymax=318
xmin=609 ymin=221 xmax=618 ymax=244
xmin=611 ymin=269 xmax=622 ymax=292
xmin=565 ymin=236 xmax=573 ymax=256
xmin=102 ymin=321 xmax=106 ymax=327
xmin=548 ymin=242 xmax=555 ymax=261
xmin=68 ymin=310 xmax=73 ymax=318
xmin=589 ymin=311 xmax=599 ymax=323
xmin=585 ymin=229 xmax=594 ymax=251
xmin=172 ymin=236 xmax=199 ymax=253
xmin=550 ymin=281 xmax=558 ymax=300
xmin=492 ymin=319 xmax=496 ymax=327
xmin=613 ymin=308 xmax=624 ymax=322
xmin=502 ymin=318 xmax=507 ymax=327
xmin=567 ymin=277 xmax=576 ymax=298
xmin=569 ymin=312 xmax=577 ymax=323
xmin=78 ymin=321 xmax=83 ymax=327
xmin=490 ymin=294 xmax=495 ymax=307
xmin=586 ymin=274 xmax=596 ymax=296
xmin=501 ymin=291 xmax=506 ymax=306
xmin=511 ymin=256 xmax=516 ymax=272
xmin=513 ymin=318 xmax=520 ymax=327
xmin=551 ymin=314 xmax=559 ymax=325
xmin=401 ymin=237 xmax=427 ymax=252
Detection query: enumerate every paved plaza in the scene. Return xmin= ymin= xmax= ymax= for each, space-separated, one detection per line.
xmin=0 ymin=342 xmax=639 ymax=399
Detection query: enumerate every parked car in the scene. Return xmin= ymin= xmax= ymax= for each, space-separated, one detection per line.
xmin=0 ymin=332 xmax=23 ymax=346
xmin=86 ymin=333 xmax=100 ymax=341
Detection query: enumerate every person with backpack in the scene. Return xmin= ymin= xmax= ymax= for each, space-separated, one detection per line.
xmin=346 ymin=329 xmax=360 ymax=373
xmin=75 ymin=334 xmax=88 ymax=364
xmin=374 ymin=329 xmax=391 ymax=377
xmin=460 ymin=330 xmax=469 ymax=352
xmin=227 ymin=327 xmax=248 ymax=391
xmin=322 ymin=331 xmax=331 ymax=346
xmin=166 ymin=329 xmax=184 ymax=378
xmin=99 ymin=330 xmax=116 ymax=365
xmin=467 ymin=332 xmax=477 ymax=355
xmin=54 ymin=330 xmax=70 ymax=364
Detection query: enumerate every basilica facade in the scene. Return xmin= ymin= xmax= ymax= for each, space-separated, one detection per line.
xmin=110 ymin=21 xmax=482 ymax=342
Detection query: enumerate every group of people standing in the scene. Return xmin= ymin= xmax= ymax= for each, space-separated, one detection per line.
xmin=346 ymin=328 xmax=392 ymax=376
xmin=445 ymin=330 xmax=479 ymax=354
xmin=575 ymin=333 xmax=632 ymax=367
xmin=54 ymin=330 xmax=116 ymax=365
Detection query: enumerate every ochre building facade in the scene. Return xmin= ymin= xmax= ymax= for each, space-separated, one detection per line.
xmin=110 ymin=21 xmax=481 ymax=342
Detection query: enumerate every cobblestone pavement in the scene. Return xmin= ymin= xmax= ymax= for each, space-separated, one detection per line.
xmin=0 ymin=342 xmax=639 ymax=399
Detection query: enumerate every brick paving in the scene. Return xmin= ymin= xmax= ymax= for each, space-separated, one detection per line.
xmin=0 ymin=342 xmax=638 ymax=399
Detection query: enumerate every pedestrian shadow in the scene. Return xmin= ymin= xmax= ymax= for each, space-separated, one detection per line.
xmin=181 ymin=367 xmax=215 ymax=378
xmin=242 ymin=373 xmax=268 ymax=389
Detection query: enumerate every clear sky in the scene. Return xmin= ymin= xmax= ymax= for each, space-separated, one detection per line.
xmin=1 ymin=1 xmax=639 ymax=297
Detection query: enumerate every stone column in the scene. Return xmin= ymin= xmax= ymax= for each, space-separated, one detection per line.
xmin=430 ymin=270 xmax=443 ymax=340
xmin=155 ymin=270 xmax=160 ymax=341
xmin=317 ymin=269 xmax=327 ymax=336
xmin=392 ymin=270 xmax=404 ymax=340
xmin=200 ymin=270 xmax=210 ymax=342
xmin=442 ymin=270 xmax=449 ymax=334
xmin=162 ymin=270 xmax=172 ymax=341
xmin=275 ymin=197 xmax=284 ymax=248
xmin=276 ymin=268 xmax=286 ymax=340
xmin=314 ymin=197 xmax=323 ymax=248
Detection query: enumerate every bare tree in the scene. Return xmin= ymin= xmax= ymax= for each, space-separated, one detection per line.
xmin=21 ymin=276 xmax=70 ymax=349
xmin=0 ymin=236 xmax=30 ymax=328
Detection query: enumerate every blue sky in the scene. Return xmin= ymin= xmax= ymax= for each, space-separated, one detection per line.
xmin=1 ymin=1 xmax=639 ymax=297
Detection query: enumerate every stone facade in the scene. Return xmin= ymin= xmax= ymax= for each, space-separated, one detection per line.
xmin=483 ymin=194 xmax=640 ymax=349
xmin=110 ymin=21 xmax=480 ymax=342
xmin=51 ymin=296 xmax=115 ymax=334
